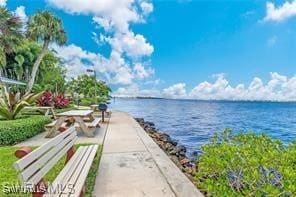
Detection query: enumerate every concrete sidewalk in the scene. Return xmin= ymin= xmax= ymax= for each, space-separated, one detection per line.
xmin=93 ymin=111 xmax=203 ymax=197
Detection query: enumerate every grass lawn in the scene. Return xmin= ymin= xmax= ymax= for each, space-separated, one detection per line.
xmin=0 ymin=144 xmax=102 ymax=197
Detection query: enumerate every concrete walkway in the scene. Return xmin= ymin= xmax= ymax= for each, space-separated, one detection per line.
xmin=93 ymin=111 xmax=203 ymax=197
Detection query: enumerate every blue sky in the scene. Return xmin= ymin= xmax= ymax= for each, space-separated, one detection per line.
xmin=4 ymin=0 xmax=296 ymax=100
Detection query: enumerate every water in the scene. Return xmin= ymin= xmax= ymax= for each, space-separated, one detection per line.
xmin=110 ymin=98 xmax=296 ymax=157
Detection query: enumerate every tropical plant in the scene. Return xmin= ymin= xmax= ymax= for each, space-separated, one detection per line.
xmin=36 ymin=91 xmax=69 ymax=109
xmin=0 ymin=88 xmax=43 ymax=120
xmin=0 ymin=7 xmax=22 ymax=70
xmin=26 ymin=11 xmax=66 ymax=94
xmin=5 ymin=40 xmax=39 ymax=81
xmin=66 ymin=74 xmax=111 ymax=104
xmin=195 ymin=129 xmax=296 ymax=196
xmin=36 ymin=91 xmax=54 ymax=106
xmin=53 ymin=94 xmax=70 ymax=108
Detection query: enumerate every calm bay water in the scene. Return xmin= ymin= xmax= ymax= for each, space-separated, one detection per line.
xmin=110 ymin=98 xmax=296 ymax=157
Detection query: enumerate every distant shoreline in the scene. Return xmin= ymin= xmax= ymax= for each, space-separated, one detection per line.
xmin=113 ymin=96 xmax=296 ymax=103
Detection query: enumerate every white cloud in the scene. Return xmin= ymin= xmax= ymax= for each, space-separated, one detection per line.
xmin=264 ymin=1 xmax=296 ymax=22
xmin=113 ymin=73 xmax=296 ymax=101
xmin=188 ymin=72 xmax=296 ymax=101
xmin=52 ymin=44 xmax=153 ymax=85
xmin=47 ymin=0 xmax=155 ymax=88
xmin=14 ymin=6 xmax=28 ymax=23
xmin=14 ymin=6 xmax=28 ymax=32
xmin=163 ymin=83 xmax=187 ymax=99
xmin=113 ymin=84 xmax=160 ymax=98
xmin=0 ymin=0 xmax=6 ymax=7
xmin=140 ymin=1 xmax=153 ymax=15
xmin=102 ymin=32 xmax=154 ymax=58
xmin=133 ymin=63 xmax=154 ymax=79
xmin=47 ymin=0 xmax=153 ymax=33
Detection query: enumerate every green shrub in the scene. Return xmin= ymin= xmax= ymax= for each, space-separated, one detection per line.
xmin=80 ymin=98 xmax=95 ymax=106
xmin=195 ymin=129 xmax=296 ymax=196
xmin=0 ymin=116 xmax=51 ymax=145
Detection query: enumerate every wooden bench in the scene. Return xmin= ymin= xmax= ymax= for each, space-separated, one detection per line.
xmin=24 ymin=106 xmax=57 ymax=119
xmin=77 ymin=118 xmax=101 ymax=134
xmin=13 ymin=126 xmax=98 ymax=197
xmin=45 ymin=120 xmax=67 ymax=129
xmin=85 ymin=118 xmax=101 ymax=128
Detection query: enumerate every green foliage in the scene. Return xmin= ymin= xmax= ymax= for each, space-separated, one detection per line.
xmin=80 ymin=98 xmax=95 ymax=106
xmin=195 ymin=130 xmax=296 ymax=196
xmin=0 ymin=7 xmax=23 ymax=67
xmin=0 ymin=115 xmax=51 ymax=145
xmin=0 ymin=89 xmax=43 ymax=120
xmin=3 ymin=40 xmax=66 ymax=93
xmin=67 ymin=74 xmax=111 ymax=104
xmin=26 ymin=10 xmax=67 ymax=94
xmin=27 ymin=11 xmax=66 ymax=46
xmin=36 ymin=54 xmax=66 ymax=93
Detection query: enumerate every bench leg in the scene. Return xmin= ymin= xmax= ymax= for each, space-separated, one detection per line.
xmin=79 ymin=186 xmax=85 ymax=197
xmin=45 ymin=117 xmax=66 ymax=138
xmin=66 ymin=146 xmax=75 ymax=164
xmin=32 ymin=181 xmax=47 ymax=197
xmin=51 ymin=109 xmax=57 ymax=119
xmin=45 ymin=109 xmax=49 ymax=116
xmin=74 ymin=117 xmax=95 ymax=137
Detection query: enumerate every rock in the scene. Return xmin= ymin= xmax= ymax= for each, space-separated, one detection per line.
xmin=178 ymin=151 xmax=186 ymax=157
xmin=170 ymin=156 xmax=183 ymax=169
xmin=176 ymin=145 xmax=187 ymax=153
xmin=169 ymin=148 xmax=178 ymax=155
xmin=165 ymin=143 xmax=173 ymax=151
xmin=184 ymin=166 xmax=194 ymax=175
xmin=180 ymin=158 xmax=190 ymax=165
xmin=178 ymin=155 xmax=186 ymax=160
xmin=135 ymin=118 xmax=144 ymax=123
xmin=146 ymin=127 xmax=156 ymax=134
xmin=171 ymin=140 xmax=178 ymax=146
xmin=146 ymin=121 xmax=155 ymax=127
xmin=157 ymin=141 xmax=166 ymax=150
xmin=154 ymin=133 xmax=162 ymax=140
xmin=160 ymin=134 xmax=171 ymax=143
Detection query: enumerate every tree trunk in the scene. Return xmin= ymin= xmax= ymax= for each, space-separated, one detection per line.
xmin=25 ymin=39 xmax=49 ymax=94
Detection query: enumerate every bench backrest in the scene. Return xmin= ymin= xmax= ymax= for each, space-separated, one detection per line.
xmin=13 ymin=126 xmax=77 ymax=185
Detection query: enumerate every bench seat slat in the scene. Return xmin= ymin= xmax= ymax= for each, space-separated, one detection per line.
xmin=44 ymin=120 xmax=67 ymax=129
xmin=14 ymin=127 xmax=75 ymax=171
xmin=45 ymin=120 xmax=57 ymax=127
xmin=20 ymin=132 xmax=77 ymax=182
xmin=85 ymin=118 xmax=101 ymax=128
xmin=44 ymin=147 xmax=88 ymax=197
xmin=59 ymin=146 xmax=94 ymax=197
xmin=52 ymin=147 xmax=87 ymax=186
xmin=70 ymin=145 xmax=98 ymax=197
xmin=26 ymin=136 xmax=78 ymax=185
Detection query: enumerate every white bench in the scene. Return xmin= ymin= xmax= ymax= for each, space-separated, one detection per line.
xmin=86 ymin=118 xmax=101 ymax=128
xmin=45 ymin=120 xmax=67 ymax=129
xmin=76 ymin=118 xmax=101 ymax=134
xmin=13 ymin=126 xmax=98 ymax=197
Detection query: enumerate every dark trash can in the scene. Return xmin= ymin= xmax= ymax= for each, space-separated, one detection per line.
xmin=98 ymin=103 xmax=108 ymax=122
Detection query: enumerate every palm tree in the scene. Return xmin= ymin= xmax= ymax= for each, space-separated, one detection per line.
xmin=0 ymin=7 xmax=22 ymax=73
xmin=26 ymin=11 xmax=66 ymax=94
